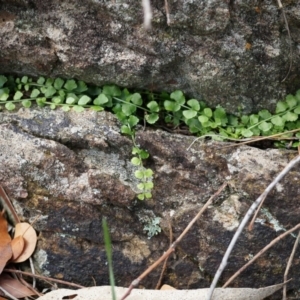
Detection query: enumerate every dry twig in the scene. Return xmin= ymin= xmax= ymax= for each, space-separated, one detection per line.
xmin=276 ymin=0 xmax=293 ymax=82
xmin=207 ymin=154 xmax=300 ymax=300
xmin=223 ymin=223 xmax=300 ymax=288
xmin=4 ymin=269 xmax=85 ymax=289
xmin=121 ymin=182 xmax=227 ymax=300
xmin=142 ymin=0 xmax=152 ymax=29
xmin=155 ymin=216 xmax=173 ymax=289
xmin=282 ymin=230 xmax=300 ymax=300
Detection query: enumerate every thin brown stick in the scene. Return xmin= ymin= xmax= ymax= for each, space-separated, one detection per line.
xmin=277 ymin=0 xmax=293 ymax=82
xmin=282 ymin=230 xmax=300 ymax=300
xmin=4 ymin=269 xmax=85 ymax=289
xmin=220 ymin=128 xmax=300 ymax=149
xmin=223 ymin=222 xmax=300 ymax=288
xmin=164 ymin=0 xmax=171 ymax=25
xmin=0 ymin=185 xmax=20 ymax=225
xmin=120 ymin=182 xmax=227 ymax=300
xmin=248 ymin=194 xmax=267 ymax=231
xmin=155 ymin=217 xmax=173 ymax=289
xmin=207 ymin=154 xmax=300 ymax=300
xmin=0 ymin=286 xmax=19 ymax=300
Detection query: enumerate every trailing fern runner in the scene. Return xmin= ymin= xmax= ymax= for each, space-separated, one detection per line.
xmin=0 ymin=75 xmax=299 ymax=200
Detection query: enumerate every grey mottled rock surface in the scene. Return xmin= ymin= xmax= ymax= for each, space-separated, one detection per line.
xmin=0 ymin=0 xmax=300 ymax=114
xmin=0 ymin=107 xmax=299 ymax=299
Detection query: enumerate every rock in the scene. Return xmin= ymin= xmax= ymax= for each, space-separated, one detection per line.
xmin=0 ymin=1 xmax=299 ymax=114
xmin=0 ymin=107 xmax=299 ymax=299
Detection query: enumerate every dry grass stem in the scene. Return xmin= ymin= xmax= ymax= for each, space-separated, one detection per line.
xmin=4 ymin=269 xmax=85 ymax=289
xmin=223 ymin=222 xmax=300 ymax=288
xmin=155 ymin=217 xmax=173 ymax=289
xmin=276 ymin=0 xmax=293 ymax=82
xmin=142 ymin=0 xmax=152 ymax=29
xmin=248 ymin=194 xmax=267 ymax=231
xmin=164 ymin=0 xmax=171 ymax=25
xmin=282 ymin=230 xmax=300 ymax=300
xmin=0 ymin=286 xmax=19 ymax=300
xmin=207 ymin=154 xmax=300 ymax=300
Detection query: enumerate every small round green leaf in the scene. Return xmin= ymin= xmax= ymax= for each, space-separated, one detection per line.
xmin=131 ymin=157 xmax=141 ymax=166
xmin=0 ymin=75 xmax=7 ymax=88
xmin=147 ymin=101 xmax=159 ymax=112
xmin=78 ymin=95 xmax=91 ymax=105
xmin=145 ymin=113 xmax=159 ymax=124
xmin=21 ymin=100 xmax=32 ymax=108
xmin=204 ymin=108 xmax=213 ymax=117
xmin=183 ymin=110 xmax=197 ymax=119
xmin=241 ymin=128 xmax=253 ymax=137
xmin=131 ymin=93 xmax=143 ymax=105
xmin=62 ymin=105 xmax=71 ymax=111
xmin=127 ymin=115 xmax=139 ymax=127
xmin=144 ymin=169 xmax=153 ymax=177
xmin=37 ymin=77 xmax=45 ymax=85
xmin=187 ymin=99 xmax=200 ymax=111
xmin=36 ymin=97 xmax=46 ymax=106
xmin=21 ymin=76 xmax=28 ymax=84
xmin=276 ymin=101 xmax=288 ymax=113
xmin=293 ymin=106 xmax=300 ymax=114
xmin=258 ymin=121 xmax=272 ymax=132
xmin=139 ymin=150 xmax=149 ymax=159
xmin=164 ymin=100 xmax=181 ymax=112
xmin=66 ymin=93 xmax=78 ymax=103
xmin=102 ymin=85 xmax=121 ymax=97
xmin=137 ymin=183 xmax=145 ymax=190
xmin=75 ymin=81 xmax=88 ymax=93
xmin=54 ymin=78 xmax=64 ymax=90
xmin=121 ymin=125 xmax=132 ymax=135
xmin=258 ymin=109 xmax=272 ymax=120
xmin=90 ymin=106 xmax=104 ymax=111
xmin=286 ymin=95 xmax=297 ymax=108
xmin=144 ymin=182 xmax=154 ymax=189
xmin=134 ymin=170 xmax=144 ymax=179
xmin=64 ymin=79 xmax=77 ymax=91
xmin=94 ymin=94 xmax=108 ymax=105
xmin=5 ymin=102 xmax=15 ymax=111
xmin=30 ymin=89 xmax=40 ymax=98
xmin=13 ymin=91 xmax=23 ymax=100
xmin=43 ymin=86 xmax=57 ymax=98
xmin=170 ymin=90 xmax=185 ymax=105
xmin=72 ymin=105 xmax=85 ymax=112
xmin=282 ymin=111 xmax=298 ymax=122
xmin=144 ymin=192 xmax=152 ymax=199
xmin=271 ymin=115 xmax=284 ymax=126
xmin=0 ymin=88 xmax=10 ymax=101
xmin=122 ymin=103 xmax=136 ymax=116
xmin=249 ymin=114 xmax=259 ymax=125
xmin=198 ymin=115 xmax=209 ymax=123
xmin=137 ymin=194 xmax=145 ymax=200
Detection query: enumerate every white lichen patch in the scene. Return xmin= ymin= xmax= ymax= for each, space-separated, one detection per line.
xmin=34 ymin=249 xmax=50 ymax=275
xmin=227 ymin=147 xmax=288 ymax=176
xmin=213 ymin=195 xmax=242 ymax=231
xmin=122 ymin=236 xmax=150 ymax=263
xmin=275 ymin=183 xmax=284 ymax=193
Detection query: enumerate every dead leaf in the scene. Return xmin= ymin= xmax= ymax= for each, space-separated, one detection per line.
xmin=10 ymin=236 xmax=25 ymax=261
xmin=35 ymin=282 xmax=288 ymax=300
xmin=0 ymin=273 xmax=36 ymax=298
xmin=13 ymin=222 xmax=37 ymax=263
xmin=0 ymin=212 xmax=12 ymax=274
xmin=160 ymin=284 xmax=176 ymax=290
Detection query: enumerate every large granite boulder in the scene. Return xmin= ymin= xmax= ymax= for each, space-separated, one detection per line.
xmin=0 ymin=0 xmax=300 ymax=114
xmin=0 ymin=107 xmax=299 ymax=299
